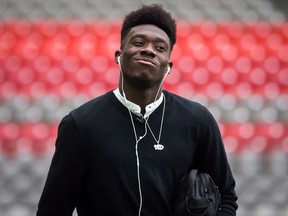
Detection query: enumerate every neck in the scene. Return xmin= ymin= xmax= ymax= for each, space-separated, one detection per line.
xmin=119 ymin=84 xmax=162 ymax=115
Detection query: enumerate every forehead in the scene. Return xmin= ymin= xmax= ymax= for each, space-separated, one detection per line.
xmin=127 ymin=24 xmax=170 ymax=44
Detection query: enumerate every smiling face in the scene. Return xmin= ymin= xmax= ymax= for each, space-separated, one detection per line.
xmin=116 ymin=24 xmax=172 ymax=89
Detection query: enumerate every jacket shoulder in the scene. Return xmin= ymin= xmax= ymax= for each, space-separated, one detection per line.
xmin=70 ymin=91 xmax=114 ymax=123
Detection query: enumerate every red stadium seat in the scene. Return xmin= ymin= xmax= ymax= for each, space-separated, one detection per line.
xmin=0 ymin=123 xmax=21 ymax=156
xmin=0 ymin=21 xmax=287 ymax=157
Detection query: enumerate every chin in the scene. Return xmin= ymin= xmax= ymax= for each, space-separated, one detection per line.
xmin=125 ymin=75 xmax=153 ymax=89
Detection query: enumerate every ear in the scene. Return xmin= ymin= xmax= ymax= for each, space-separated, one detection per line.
xmin=167 ymin=61 xmax=173 ymax=74
xmin=115 ymin=50 xmax=122 ymax=64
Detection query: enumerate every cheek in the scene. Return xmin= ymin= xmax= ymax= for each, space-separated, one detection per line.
xmin=121 ymin=50 xmax=135 ymax=65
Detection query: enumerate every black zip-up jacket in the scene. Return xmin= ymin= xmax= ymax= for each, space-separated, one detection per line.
xmin=37 ymin=90 xmax=238 ymax=216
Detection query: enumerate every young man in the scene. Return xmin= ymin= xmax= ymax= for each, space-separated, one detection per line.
xmin=36 ymin=4 xmax=238 ymax=216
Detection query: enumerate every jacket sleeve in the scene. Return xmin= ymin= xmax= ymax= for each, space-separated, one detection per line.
xmin=36 ymin=114 xmax=86 ymax=216
xmin=194 ymin=108 xmax=238 ymax=216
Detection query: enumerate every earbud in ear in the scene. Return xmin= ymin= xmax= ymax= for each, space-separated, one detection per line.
xmin=117 ymin=56 xmax=121 ymax=64
xmin=166 ymin=66 xmax=171 ymax=74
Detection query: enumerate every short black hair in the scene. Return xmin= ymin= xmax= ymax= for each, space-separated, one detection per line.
xmin=120 ymin=4 xmax=177 ymax=50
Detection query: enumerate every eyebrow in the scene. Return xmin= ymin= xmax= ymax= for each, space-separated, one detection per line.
xmin=130 ymin=34 xmax=169 ymax=45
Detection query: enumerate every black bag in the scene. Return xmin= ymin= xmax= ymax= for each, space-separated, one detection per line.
xmin=173 ymin=169 xmax=221 ymax=216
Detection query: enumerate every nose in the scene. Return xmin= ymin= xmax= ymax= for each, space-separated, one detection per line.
xmin=140 ymin=43 xmax=156 ymax=57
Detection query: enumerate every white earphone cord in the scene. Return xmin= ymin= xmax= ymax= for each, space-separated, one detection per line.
xmin=118 ymin=56 xmax=168 ymax=216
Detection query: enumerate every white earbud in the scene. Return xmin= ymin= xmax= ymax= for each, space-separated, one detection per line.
xmin=117 ymin=56 xmax=121 ymax=64
xmin=166 ymin=66 xmax=171 ymax=74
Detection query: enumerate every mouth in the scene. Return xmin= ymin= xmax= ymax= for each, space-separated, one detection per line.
xmin=135 ymin=58 xmax=156 ymax=66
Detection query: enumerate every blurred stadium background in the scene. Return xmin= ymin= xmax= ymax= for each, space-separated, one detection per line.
xmin=0 ymin=0 xmax=287 ymax=215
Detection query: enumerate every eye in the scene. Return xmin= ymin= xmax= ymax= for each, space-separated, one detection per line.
xmin=156 ymin=44 xmax=167 ymax=52
xmin=132 ymin=40 xmax=144 ymax=46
